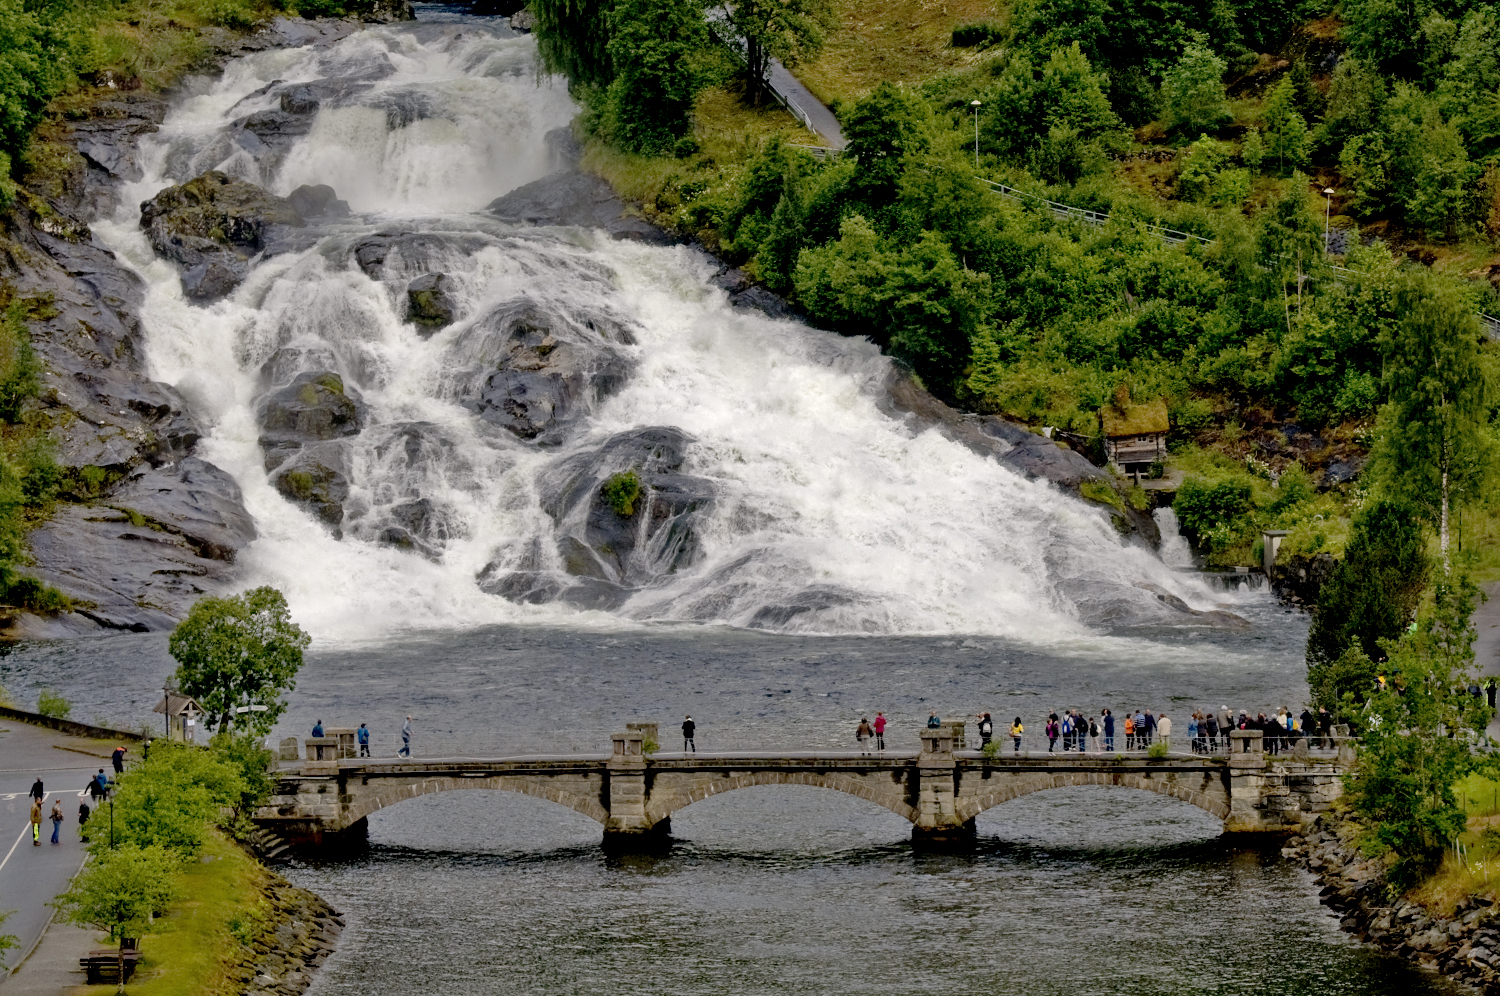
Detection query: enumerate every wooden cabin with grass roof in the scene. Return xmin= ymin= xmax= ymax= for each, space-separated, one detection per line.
xmin=1101 ymin=388 xmax=1169 ymax=480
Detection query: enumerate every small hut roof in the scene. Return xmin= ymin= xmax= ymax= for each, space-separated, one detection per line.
xmin=1102 ymin=397 xmax=1169 ymax=437
xmin=152 ymin=692 xmax=204 ymax=716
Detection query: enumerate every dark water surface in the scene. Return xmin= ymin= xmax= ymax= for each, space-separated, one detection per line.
xmin=0 ymin=610 xmax=1459 ymax=994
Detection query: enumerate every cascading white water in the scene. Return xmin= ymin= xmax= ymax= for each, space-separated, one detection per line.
xmin=1153 ymin=508 xmax=1196 ymax=569
xmin=92 ymin=18 xmax=1256 ymax=642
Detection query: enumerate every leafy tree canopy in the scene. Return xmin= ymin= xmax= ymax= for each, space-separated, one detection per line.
xmin=168 ymin=586 xmax=310 ymax=735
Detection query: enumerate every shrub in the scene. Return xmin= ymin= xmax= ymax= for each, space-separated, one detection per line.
xmin=36 ymin=689 xmax=70 ymax=719
xmin=1172 ymin=477 xmax=1251 ymax=544
xmin=951 ymin=21 xmax=1004 ymax=48
xmin=600 ymin=470 xmax=643 ymax=517
xmin=1147 ymin=740 xmax=1169 ymax=758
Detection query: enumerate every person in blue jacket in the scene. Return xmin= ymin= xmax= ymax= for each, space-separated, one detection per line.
xmin=357 ymin=723 xmax=370 ymax=757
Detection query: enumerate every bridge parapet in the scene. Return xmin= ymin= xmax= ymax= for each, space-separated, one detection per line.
xmin=253 ymin=723 xmax=1352 ymax=852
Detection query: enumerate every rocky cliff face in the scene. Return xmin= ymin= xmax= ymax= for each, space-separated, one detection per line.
xmin=0 ymin=18 xmax=385 ymax=637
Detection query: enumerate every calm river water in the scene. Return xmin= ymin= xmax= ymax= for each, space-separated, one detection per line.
xmin=0 ymin=609 xmax=1458 ymax=995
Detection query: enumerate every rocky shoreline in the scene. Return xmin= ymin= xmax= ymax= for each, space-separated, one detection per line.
xmin=232 ymin=864 xmax=345 ymax=996
xmin=1286 ymin=817 xmax=1500 ymax=992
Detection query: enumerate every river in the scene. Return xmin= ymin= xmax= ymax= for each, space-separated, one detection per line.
xmin=0 ymin=6 xmax=1460 ymax=993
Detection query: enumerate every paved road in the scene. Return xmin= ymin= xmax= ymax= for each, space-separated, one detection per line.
xmin=1477 ymin=582 xmax=1500 ymax=741
xmin=765 ymin=60 xmax=845 ymax=149
xmin=0 ymin=722 xmax=120 ymax=976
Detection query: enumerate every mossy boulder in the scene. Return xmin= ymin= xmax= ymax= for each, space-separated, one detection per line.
xmin=269 ymin=443 xmax=351 ymax=534
xmin=406 ymin=272 xmax=456 ymax=333
xmin=257 ymin=371 xmax=368 ymax=470
xmin=139 ymin=170 xmax=306 ymax=300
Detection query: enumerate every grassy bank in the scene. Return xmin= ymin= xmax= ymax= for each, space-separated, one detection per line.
xmin=119 ymin=832 xmax=271 ymax=996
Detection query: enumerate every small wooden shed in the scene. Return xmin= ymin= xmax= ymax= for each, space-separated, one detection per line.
xmin=1102 ymin=389 xmax=1169 ymax=479
xmin=152 ymin=691 xmax=205 ymax=743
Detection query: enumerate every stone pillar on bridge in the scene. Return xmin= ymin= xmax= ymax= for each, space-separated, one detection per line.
xmin=1225 ymin=728 xmax=1266 ymax=832
xmin=605 ymin=727 xmax=667 ymax=846
xmin=913 ymin=727 xmax=974 ymax=847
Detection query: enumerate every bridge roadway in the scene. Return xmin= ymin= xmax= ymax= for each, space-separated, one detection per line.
xmin=257 ymin=726 xmax=1347 ymax=850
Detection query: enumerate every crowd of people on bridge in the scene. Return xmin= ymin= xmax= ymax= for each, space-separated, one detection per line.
xmin=850 ymin=704 xmax=1341 ymax=755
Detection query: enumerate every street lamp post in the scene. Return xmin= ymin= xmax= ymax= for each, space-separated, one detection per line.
xmin=971 ymin=100 xmax=982 ymax=169
xmin=1323 ymin=187 xmax=1335 ymax=255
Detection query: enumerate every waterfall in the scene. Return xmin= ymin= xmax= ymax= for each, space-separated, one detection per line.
xmin=1153 ymin=508 xmax=1196 ymax=569
xmin=91 ymin=18 xmax=1249 ymax=642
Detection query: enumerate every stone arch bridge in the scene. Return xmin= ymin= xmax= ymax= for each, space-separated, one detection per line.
xmin=254 ymin=727 xmax=1347 ymax=850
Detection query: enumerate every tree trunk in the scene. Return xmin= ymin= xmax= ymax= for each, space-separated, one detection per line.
xmin=1440 ymin=463 xmax=1451 ymax=574
xmin=117 ymin=939 xmax=126 ymax=995
xmin=747 ymin=35 xmax=763 ymax=106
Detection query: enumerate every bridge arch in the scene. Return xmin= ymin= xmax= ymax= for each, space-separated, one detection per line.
xmin=344 ymin=775 xmax=609 ymax=827
xmin=644 ymin=771 xmax=919 ymax=826
xmin=957 ymin=770 xmax=1230 ymax=823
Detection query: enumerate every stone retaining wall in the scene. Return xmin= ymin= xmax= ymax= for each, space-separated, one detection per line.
xmin=1286 ymin=817 xmax=1500 ymax=992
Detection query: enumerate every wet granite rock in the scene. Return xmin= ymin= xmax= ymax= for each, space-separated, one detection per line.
xmin=23 ymin=458 xmax=256 ymax=633
xmin=269 ymin=442 xmax=351 ymax=533
xmin=406 ymin=272 xmax=456 ymax=331
xmin=257 ymin=371 xmax=368 ymax=469
xmin=140 ymin=170 xmax=305 ymax=299
xmin=487 ymin=169 xmax=677 ymax=244
xmin=464 ymin=300 xmax=634 ymax=442
xmin=480 ymin=426 xmax=716 ymax=607
xmin=286 ymin=183 xmax=351 ymax=219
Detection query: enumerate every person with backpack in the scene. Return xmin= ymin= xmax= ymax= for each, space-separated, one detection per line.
xmin=977 ymin=713 xmax=994 ymax=748
xmin=357 ymin=723 xmax=371 ymax=757
xmin=873 ymin=712 xmax=887 ymax=751
xmin=856 ymin=717 xmax=874 ymax=755
xmin=1059 ymin=712 xmax=1074 ymax=752
xmin=1010 ymin=717 xmax=1024 ymax=753
xmin=1045 ymin=713 xmax=1059 ymax=752
xmin=1088 ymin=714 xmax=1101 ymax=753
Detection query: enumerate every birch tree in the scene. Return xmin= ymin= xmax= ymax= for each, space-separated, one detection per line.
xmin=1372 ymin=276 xmax=1495 ymax=572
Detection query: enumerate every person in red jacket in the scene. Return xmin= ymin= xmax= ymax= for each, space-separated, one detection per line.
xmin=873 ymin=712 xmax=886 ymax=751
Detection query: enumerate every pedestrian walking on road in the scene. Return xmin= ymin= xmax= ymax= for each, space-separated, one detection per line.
xmin=977 ymin=713 xmax=994 ymax=748
xmin=399 ymin=716 xmax=412 ymax=758
xmin=357 ymin=723 xmax=370 ymax=757
xmin=682 ymin=715 xmax=696 ymax=752
xmin=1102 ymin=709 xmax=1115 ymax=752
xmin=29 ymin=777 xmax=44 ymax=803
xmin=873 ymin=712 xmax=887 ymax=751
xmin=78 ymin=801 xmax=91 ymax=842
xmin=1010 ymin=717 xmax=1024 ymax=753
xmin=29 ymin=798 xmax=42 ymax=845
xmin=91 ymin=770 xmax=108 ymax=799
xmin=856 ymin=717 xmax=873 ymax=754
xmin=111 ymin=746 xmax=126 ymax=775
xmin=312 ymin=719 xmax=325 ymax=738
xmin=49 ymin=799 xmax=63 ymax=844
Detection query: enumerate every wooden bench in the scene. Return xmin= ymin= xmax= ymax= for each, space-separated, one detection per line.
xmin=80 ymin=948 xmax=140 ymax=984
